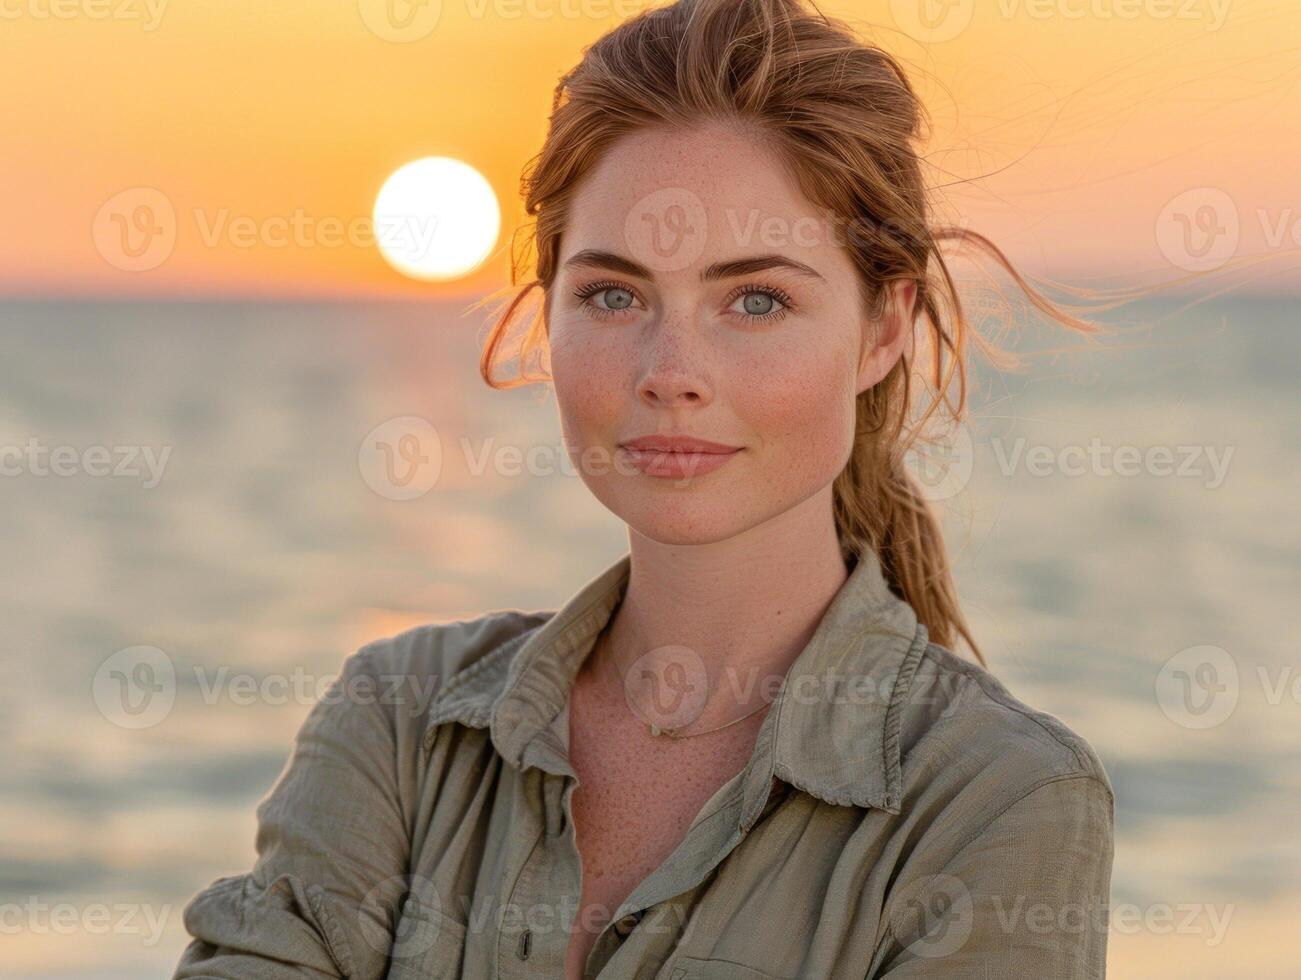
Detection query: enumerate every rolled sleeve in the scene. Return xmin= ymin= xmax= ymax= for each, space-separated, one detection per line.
xmin=876 ymin=773 xmax=1115 ymax=979
xmin=172 ymin=647 xmax=415 ymax=979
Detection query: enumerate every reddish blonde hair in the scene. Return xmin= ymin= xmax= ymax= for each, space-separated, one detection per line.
xmin=476 ymin=0 xmax=1121 ymax=665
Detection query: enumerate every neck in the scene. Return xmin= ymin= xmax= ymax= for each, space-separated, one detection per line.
xmin=597 ymin=487 xmax=851 ymax=721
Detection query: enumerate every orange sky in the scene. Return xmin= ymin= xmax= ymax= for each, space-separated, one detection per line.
xmin=1 ymin=0 xmax=1297 ymax=300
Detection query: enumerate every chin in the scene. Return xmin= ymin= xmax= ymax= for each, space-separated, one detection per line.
xmin=595 ymin=483 xmax=767 ymax=546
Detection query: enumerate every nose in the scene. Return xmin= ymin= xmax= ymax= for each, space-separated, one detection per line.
xmin=634 ymin=321 xmax=713 ymax=409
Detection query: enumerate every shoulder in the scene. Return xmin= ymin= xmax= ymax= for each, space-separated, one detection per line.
xmin=353 ymin=608 xmax=553 ymax=679
xmin=877 ymin=643 xmax=1116 ymax=973
xmin=328 ymin=607 xmax=555 ymax=727
xmin=896 ymin=640 xmax=1114 ymax=832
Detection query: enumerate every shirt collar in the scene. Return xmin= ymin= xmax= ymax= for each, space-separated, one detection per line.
xmin=425 ymin=545 xmax=928 ymax=818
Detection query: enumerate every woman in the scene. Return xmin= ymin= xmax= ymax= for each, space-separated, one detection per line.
xmin=174 ymin=0 xmax=1114 ymax=976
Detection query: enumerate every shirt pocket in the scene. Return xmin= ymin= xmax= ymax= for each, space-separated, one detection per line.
xmin=383 ymin=904 xmax=468 ymax=979
xmin=665 ymin=955 xmax=792 ymax=980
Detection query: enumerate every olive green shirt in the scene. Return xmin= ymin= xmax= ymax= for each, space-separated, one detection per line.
xmin=173 ymin=547 xmax=1115 ymax=979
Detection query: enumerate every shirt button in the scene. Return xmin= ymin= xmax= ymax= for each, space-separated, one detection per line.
xmin=614 ymin=913 xmax=639 ymax=937
xmin=516 ymin=928 xmax=532 ymax=960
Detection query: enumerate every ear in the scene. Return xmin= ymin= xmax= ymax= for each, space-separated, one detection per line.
xmin=856 ymin=279 xmax=916 ymax=395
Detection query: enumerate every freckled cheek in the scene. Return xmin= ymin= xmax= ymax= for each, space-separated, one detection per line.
xmin=550 ymin=328 xmax=633 ymax=446
xmin=731 ymin=352 xmax=856 ymax=471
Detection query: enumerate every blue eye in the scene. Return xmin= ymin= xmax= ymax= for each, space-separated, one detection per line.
xmin=737 ymin=291 xmax=777 ymax=316
xmin=573 ymin=280 xmax=794 ymax=323
xmin=574 ymin=281 xmax=639 ymax=319
xmin=727 ymin=287 xmax=791 ymax=322
xmin=593 ymin=287 xmax=635 ymax=311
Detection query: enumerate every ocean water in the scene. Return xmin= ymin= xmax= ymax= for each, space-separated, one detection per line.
xmin=0 ymin=294 xmax=1296 ymax=977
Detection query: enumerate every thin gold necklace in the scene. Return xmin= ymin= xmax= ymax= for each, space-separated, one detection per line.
xmin=651 ymin=698 xmax=773 ymax=739
xmin=595 ymin=627 xmax=775 ymax=740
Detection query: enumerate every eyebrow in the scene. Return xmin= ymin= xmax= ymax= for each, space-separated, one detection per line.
xmin=562 ymin=249 xmax=826 ymax=284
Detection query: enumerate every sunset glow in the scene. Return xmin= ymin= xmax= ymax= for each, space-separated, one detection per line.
xmin=372 ymin=156 xmax=500 ymax=281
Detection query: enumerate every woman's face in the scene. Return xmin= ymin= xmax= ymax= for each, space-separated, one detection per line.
xmin=547 ymin=120 xmax=911 ymax=546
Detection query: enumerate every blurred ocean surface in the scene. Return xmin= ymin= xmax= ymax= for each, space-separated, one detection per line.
xmin=0 ymin=293 xmax=1297 ymax=978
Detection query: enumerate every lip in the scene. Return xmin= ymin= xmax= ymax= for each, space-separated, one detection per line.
xmin=617 ymin=434 xmax=742 ymax=480
xmin=621 ymin=435 xmax=741 ymax=454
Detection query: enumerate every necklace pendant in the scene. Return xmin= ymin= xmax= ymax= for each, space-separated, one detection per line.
xmin=648 ymin=723 xmax=674 ymax=737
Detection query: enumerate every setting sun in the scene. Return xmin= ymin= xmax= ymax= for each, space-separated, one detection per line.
xmin=372 ymin=156 xmax=500 ymax=282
